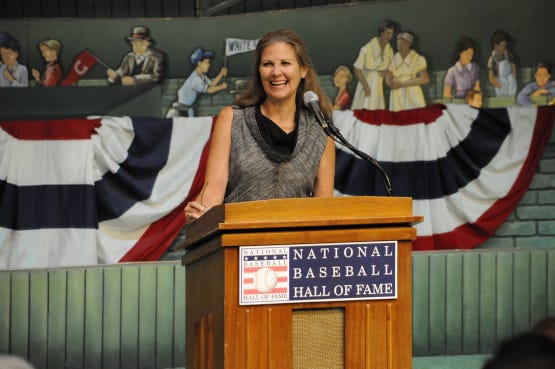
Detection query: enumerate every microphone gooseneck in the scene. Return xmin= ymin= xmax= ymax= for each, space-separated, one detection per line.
xmin=303 ymin=91 xmax=393 ymax=196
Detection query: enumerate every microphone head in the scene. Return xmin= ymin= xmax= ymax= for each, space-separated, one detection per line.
xmin=303 ymin=91 xmax=319 ymax=106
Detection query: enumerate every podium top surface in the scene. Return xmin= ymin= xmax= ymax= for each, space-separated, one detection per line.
xmin=181 ymin=196 xmax=423 ymax=250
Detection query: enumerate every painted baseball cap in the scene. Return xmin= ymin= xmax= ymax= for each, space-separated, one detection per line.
xmin=190 ymin=47 xmax=214 ymax=66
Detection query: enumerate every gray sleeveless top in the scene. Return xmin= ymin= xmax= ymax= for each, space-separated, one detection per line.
xmin=224 ymin=105 xmax=328 ymax=203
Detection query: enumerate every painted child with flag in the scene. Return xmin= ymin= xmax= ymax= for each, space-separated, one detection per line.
xmin=166 ymin=47 xmax=227 ymax=117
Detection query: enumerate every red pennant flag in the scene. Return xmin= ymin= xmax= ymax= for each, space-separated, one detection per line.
xmin=61 ymin=49 xmax=99 ymax=86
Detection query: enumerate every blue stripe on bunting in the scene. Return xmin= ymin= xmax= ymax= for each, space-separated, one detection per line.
xmin=335 ymin=108 xmax=511 ymax=199
xmin=0 ymin=181 xmax=96 ymax=229
xmin=96 ymin=117 xmax=173 ymax=221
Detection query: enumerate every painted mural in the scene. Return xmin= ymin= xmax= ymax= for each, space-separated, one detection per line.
xmin=1 ymin=22 xmax=554 ymax=115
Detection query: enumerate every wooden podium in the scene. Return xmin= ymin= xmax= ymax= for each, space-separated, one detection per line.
xmin=181 ymin=196 xmax=422 ymax=369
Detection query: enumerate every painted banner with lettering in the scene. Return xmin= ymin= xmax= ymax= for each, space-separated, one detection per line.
xmin=0 ymin=116 xmax=213 ymax=268
xmin=61 ymin=49 xmax=99 ymax=86
xmin=224 ymin=38 xmax=259 ymax=56
xmin=333 ymin=104 xmax=555 ymax=250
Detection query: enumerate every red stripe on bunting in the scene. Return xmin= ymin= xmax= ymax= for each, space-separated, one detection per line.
xmin=0 ymin=118 xmax=101 ymax=140
xmin=413 ymin=106 xmax=555 ymax=250
xmin=119 ymin=116 xmax=216 ymax=262
xmin=353 ymin=103 xmax=446 ymax=126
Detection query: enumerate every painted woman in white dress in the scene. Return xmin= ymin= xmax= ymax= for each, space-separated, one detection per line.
xmin=351 ymin=20 xmax=396 ymax=110
xmin=385 ymin=32 xmax=430 ymax=111
xmin=487 ymin=30 xmax=517 ymax=97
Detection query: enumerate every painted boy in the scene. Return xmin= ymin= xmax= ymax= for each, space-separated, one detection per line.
xmin=167 ymin=47 xmax=227 ymax=117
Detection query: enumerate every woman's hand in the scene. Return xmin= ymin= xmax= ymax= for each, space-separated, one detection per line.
xmin=184 ymin=201 xmax=209 ymax=223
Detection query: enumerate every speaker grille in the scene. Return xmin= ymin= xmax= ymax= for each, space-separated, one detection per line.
xmin=292 ymin=308 xmax=344 ymax=369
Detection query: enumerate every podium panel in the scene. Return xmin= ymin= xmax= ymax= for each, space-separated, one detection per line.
xmin=292 ymin=308 xmax=344 ymax=369
xmin=180 ymin=196 xmax=422 ymax=369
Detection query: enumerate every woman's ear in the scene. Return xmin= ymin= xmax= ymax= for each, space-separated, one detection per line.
xmin=301 ymin=66 xmax=308 ymax=79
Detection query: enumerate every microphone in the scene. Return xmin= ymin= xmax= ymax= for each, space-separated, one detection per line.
xmin=303 ymin=91 xmax=336 ymax=136
xmin=303 ymin=90 xmax=393 ymax=196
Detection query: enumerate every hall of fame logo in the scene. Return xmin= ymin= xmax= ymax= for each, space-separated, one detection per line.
xmin=239 ymin=246 xmax=290 ymax=305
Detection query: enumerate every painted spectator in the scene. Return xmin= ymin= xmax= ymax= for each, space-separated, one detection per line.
xmin=385 ymin=31 xmax=430 ymax=111
xmin=351 ymin=19 xmax=396 ymax=110
xmin=31 ymin=38 xmax=62 ymax=86
xmin=487 ymin=30 xmax=517 ymax=97
xmin=0 ymin=32 xmax=13 ymax=66
xmin=332 ymin=65 xmax=352 ymax=110
xmin=0 ymin=35 xmax=28 ymax=87
xmin=107 ymin=26 xmax=165 ymax=86
xmin=443 ymin=36 xmax=480 ymax=99
xmin=516 ymin=61 xmax=555 ymax=106
xmin=166 ymin=47 xmax=227 ymax=117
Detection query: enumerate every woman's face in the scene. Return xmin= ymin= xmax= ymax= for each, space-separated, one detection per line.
xmin=333 ymin=69 xmax=349 ymax=88
xmin=39 ymin=45 xmax=57 ymax=62
xmin=494 ymin=40 xmax=507 ymax=55
xmin=535 ymin=67 xmax=551 ymax=87
xmin=259 ymin=41 xmax=308 ymax=103
xmin=459 ymin=48 xmax=474 ymax=65
xmin=396 ymin=38 xmax=411 ymax=53
xmin=380 ymin=28 xmax=394 ymax=43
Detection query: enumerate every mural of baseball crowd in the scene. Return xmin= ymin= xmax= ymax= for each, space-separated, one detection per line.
xmin=1 ymin=21 xmax=555 ymax=116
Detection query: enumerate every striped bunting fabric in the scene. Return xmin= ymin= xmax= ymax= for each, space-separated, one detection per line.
xmin=0 ymin=104 xmax=553 ymax=268
xmin=0 ymin=116 xmax=213 ymax=268
xmin=333 ymin=104 xmax=555 ymax=250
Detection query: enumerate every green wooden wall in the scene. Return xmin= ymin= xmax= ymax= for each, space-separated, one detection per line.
xmin=0 ymin=263 xmax=185 ymax=369
xmin=1 ymin=248 xmax=553 ymax=369
xmin=412 ymin=248 xmax=555 ymax=356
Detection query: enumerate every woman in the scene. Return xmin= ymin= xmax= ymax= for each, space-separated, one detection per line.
xmin=385 ymin=31 xmax=429 ymax=111
xmin=487 ymin=30 xmax=517 ymax=97
xmin=443 ymin=37 xmax=480 ymax=99
xmin=332 ymin=65 xmax=353 ymax=110
xmin=351 ymin=19 xmax=396 ymax=110
xmin=32 ymin=38 xmax=62 ymax=86
xmin=185 ymin=29 xmax=335 ymax=222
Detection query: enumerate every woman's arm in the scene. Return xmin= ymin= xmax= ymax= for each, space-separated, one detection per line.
xmin=398 ymin=68 xmax=430 ymax=88
xmin=184 ymin=106 xmax=233 ymax=221
xmin=489 ymin=69 xmax=501 ymax=88
xmin=443 ymin=84 xmax=453 ymax=99
xmin=313 ymin=137 xmax=336 ymax=197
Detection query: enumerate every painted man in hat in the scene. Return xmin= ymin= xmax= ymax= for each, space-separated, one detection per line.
xmin=166 ymin=47 xmax=227 ymax=117
xmin=107 ymin=26 xmax=165 ymax=85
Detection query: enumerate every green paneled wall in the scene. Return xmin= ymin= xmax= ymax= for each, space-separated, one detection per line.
xmin=1 ymin=248 xmax=553 ymax=369
xmin=412 ymin=248 xmax=555 ymax=356
xmin=0 ymin=263 xmax=185 ymax=369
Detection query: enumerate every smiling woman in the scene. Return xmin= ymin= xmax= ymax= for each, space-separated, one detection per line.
xmin=183 ymin=28 xmax=336 ymax=223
